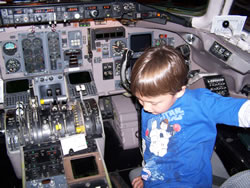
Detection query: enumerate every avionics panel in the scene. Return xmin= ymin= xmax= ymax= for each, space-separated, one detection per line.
xmin=6 ymin=78 xmax=29 ymax=94
xmin=1 ymin=40 xmax=22 ymax=74
xmin=0 ymin=1 xmax=189 ymax=27
xmin=63 ymin=152 xmax=108 ymax=187
xmin=33 ymin=73 xmax=67 ymax=105
xmin=0 ymin=20 xmax=186 ymax=97
xmin=20 ymin=33 xmax=47 ymax=74
xmin=88 ymin=23 xmax=185 ymax=96
xmin=4 ymin=78 xmax=30 ymax=108
xmin=130 ymin=33 xmax=152 ymax=52
xmin=66 ymin=70 xmax=97 ymax=99
xmin=68 ymin=71 xmax=92 ymax=84
xmin=24 ymin=141 xmax=64 ymax=182
xmin=129 ymin=32 xmax=152 ymax=58
xmin=0 ymin=27 xmax=88 ymax=81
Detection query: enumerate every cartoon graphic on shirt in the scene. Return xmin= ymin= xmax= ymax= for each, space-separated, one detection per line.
xmin=142 ymin=110 xmax=183 ymax=182
xmin=141 ymin=118 xmax=180 ymax=181
xmin=149 ymin=119 xmax=181 ymax=157
xmin=149 ymin=120 xmax=171 ymax=157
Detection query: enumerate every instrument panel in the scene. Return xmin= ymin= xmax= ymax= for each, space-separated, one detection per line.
xmin=0 ymin=20 xmax=186 ymax=104
xmin=0 ymin=1 xmax=189 ymax=27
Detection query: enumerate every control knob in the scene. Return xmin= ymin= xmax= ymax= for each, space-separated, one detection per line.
xmin=74 ymin=13 xmax=80 ymax=19
xmin=90 ymin=10 xmax=99 ymax=18
xmin=36 ymin=15 xmax=42 ymax=22
xmin=15 ymin=17 xmax=20 ymax=23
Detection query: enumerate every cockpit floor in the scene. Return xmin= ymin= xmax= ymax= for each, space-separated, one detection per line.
xmin=104 ymin=121 xmax=142 ymax=188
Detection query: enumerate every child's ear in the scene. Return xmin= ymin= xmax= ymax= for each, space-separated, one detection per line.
xmin=175 ymin=86 xmax=186 ymax=98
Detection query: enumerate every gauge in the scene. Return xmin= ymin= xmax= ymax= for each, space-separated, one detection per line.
xmin=123 ymin=3 xmax=135 ymax=11
xmin=34 ymin=48 xmax=43 ymax=55
xmin=25 ymin=64 xmax=34 ymax=73
xmin=113 ymin=4 xmax=121 ymax=12
xmin=48 ymin=37 xmax=59 ymax=47
xmin=112 ymin=40 xmax=126 ymax=56
xmin=23 ymin=49 xmax=32 ymax=56
xmin=6 ymin=59 xmax=21 ymax=73
xmin=35 ymin=55 xmax=44 ymax=64
xmin=33 ymin=38 xmax=43 ymax=48
xmin=47 ymin=31 xmax=59 ymax=39
xmin=24 ymin=56 xmax=33 ymax=65
xmin=22 ymin=39 xmax=32 ymax=49
xmin=3 ymin=42 xmax=17 ymax=56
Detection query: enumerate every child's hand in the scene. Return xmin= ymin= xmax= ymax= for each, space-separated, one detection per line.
xmin=132 ymin=176 xmax=143 ymax=188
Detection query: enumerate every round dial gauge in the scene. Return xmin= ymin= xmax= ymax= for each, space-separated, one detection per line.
xmin=6 ymin=59 xmax=21 ymax=73
xmin=33 ymin=38 xmax=42 ymax=48
xmin=22 ymin=39 xmax=32 ymax=49
xmin=3 ymin=42 xmax=17 ymax=56
xmin=112 ymin=40 xmax=126 ymax=56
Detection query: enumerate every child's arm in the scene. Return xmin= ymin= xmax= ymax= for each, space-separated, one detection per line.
xmin=239 ymin=100 xmax=250 ymax=127
xmin=132 ymin=176 xmax=144 ymax=188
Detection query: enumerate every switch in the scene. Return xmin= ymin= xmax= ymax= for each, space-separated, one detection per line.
xmin=55 ymin=88 xmax=61 ymax=96
xmin=47 ymin=89 xmax=52 ymax=97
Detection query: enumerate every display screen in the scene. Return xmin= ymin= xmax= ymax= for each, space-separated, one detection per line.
xmin=71 ymin=156 xmax=98 ymax=179
xmin=130 ymin=33 xmax=152 ymax=52
xmin=13 ymin=9 xmax=24 ymax=14
xmin=66 ymin=7 xmax=78 ymax=12
xmin=68 ymin=71 xmax=91 ymax=84
xmin=86 ymin=6 xmax=97 ymax=10
xmin=6 ymin=79 xmax=29 ymax=93
xmin=34 ymin=8 xmax=55 ymax=13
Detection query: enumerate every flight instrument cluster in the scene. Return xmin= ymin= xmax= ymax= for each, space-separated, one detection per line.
xmin=0 ymin=19 xmax=187 ymax=101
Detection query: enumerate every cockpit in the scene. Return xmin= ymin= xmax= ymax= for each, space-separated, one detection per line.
xmin=0 ymin=0 xmax=249 ymax=187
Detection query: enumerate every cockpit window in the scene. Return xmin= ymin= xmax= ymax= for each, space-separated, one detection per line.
xmin=137 ymin=0 xmax=249 ymax=32
xmin=229 ymin=0 xmax=250 ymax=32
xmin=136 ymin=0 xmax=209 ymax=17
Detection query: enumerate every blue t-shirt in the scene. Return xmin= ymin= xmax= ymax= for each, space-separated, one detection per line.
xmin=141 ymin=88 xmax=247 ymax=188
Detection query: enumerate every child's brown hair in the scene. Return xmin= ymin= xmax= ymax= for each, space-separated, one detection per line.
xmin=130 ymin=45 xmax=188 ymax=97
